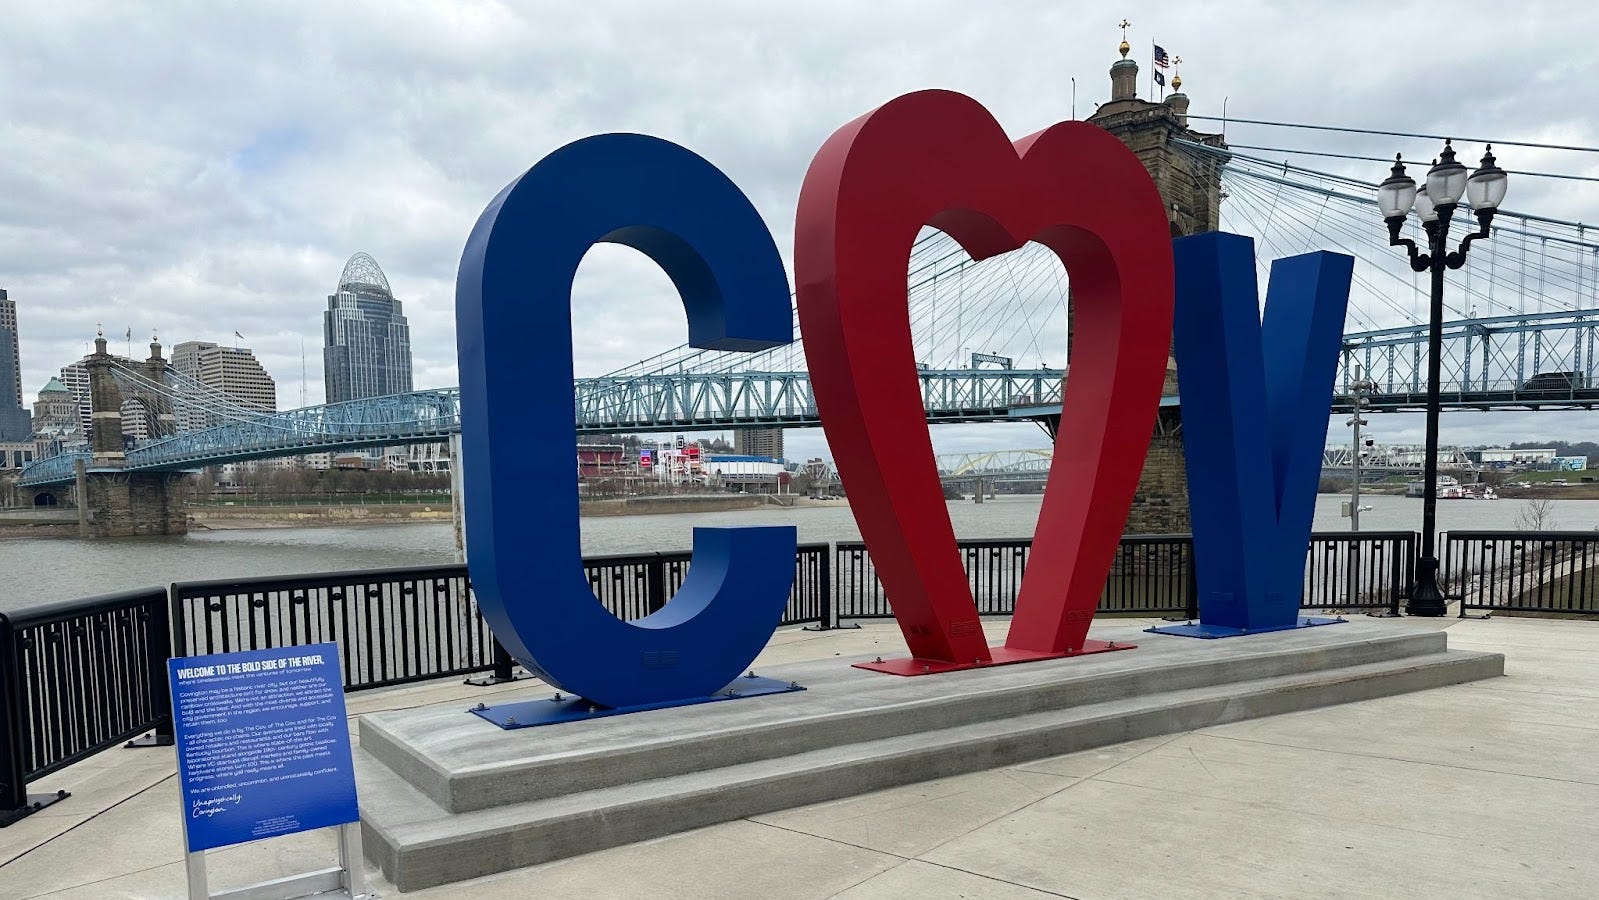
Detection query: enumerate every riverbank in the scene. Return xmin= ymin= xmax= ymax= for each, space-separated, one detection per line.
xmin=186 ymin=494 xmax=852 ymax=530
xmin=1324 ymin=483 xmax=1599 ymax=499
xmin=579 ymin=494 xmax=849 ymax=517
xmin=0 ymin=495 xmax=852 ymax=537
xmin=190 ymin=502 xmax=452 ymax=530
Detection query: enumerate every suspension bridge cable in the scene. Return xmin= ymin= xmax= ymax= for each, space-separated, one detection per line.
xmin=1186 ymin=136 xmax=1594 ymax=316
xmin=1242 ymin=171 xmax=1586 ymax=318
xmin=1184 ymin=114 xmax=1599 ymax=155
xmin=1174 ymin=138 xmax=1599 ymax=241
xmin=1224 ymin=173 xmax=1430 ymax=323
xmin=1212 ymin=143 xmax=1599 ymax=184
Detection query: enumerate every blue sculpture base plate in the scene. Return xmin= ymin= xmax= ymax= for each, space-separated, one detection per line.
xmin=469 ymin=675 xmax=805 ymax=729
xmin=1144 ymin=616 xmax=1347 ymax=640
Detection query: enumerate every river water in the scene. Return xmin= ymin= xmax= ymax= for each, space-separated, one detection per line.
xmin=1 ymin=494 xmax=1594 ymax=612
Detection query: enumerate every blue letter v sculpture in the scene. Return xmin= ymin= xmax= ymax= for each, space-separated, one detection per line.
xmin=1151 ymin=232 xmax=1354 ymax=638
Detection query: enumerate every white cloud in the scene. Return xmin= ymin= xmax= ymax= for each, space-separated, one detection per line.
xmin=2 ymin=0 xmax=1596 ymax=457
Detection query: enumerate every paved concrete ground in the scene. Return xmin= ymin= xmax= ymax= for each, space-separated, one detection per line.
xmin=0 ymin=615 xmax=1594 ymax=899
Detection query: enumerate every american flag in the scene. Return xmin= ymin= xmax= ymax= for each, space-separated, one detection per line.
xmin=1153 ymin=45 xmax=1170 ymax=68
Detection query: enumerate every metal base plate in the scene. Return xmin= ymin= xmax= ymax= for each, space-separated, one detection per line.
xmin=852 ymin=639 xmax=1135 ymax=676
xmin=470 ymin=675 xmax=806 ymax=729
xmin=1144 ymin=616 xmax=1347 ymax=640
xmin=0 ymin=790 xmax=70 ymax=827
xmin=463 ymin=670 xmax=533 ymax=687
xmin=124 ymin=731 xmax=174 ymax=748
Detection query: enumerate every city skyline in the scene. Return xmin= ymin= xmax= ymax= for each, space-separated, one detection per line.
xmin=0 ymin=3 xmax=1595 ymax=460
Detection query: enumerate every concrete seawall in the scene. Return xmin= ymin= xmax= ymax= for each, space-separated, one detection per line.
xmin=579 ymin=494 xmax=794 ymax=517
xmin=185 ymin=494 xmax=796 ymax=529
xmin=189 ymin=503 xmax=453 ymax=528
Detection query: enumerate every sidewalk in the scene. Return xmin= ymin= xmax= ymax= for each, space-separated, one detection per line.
xmin=1 ymin=615 xmax=1594 ymax=899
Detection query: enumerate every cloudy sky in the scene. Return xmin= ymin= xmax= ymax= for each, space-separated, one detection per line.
xmin=2 ymin=1 xmax=1596 ymax=461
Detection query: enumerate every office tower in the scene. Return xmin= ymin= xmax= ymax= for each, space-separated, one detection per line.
xmin=0 ymin=290 xmax=31 ymax=440
xmin=170 ymin=340 xmax=278 ymax=429
xmin=323 ymin=253 xmax=412 ymax=404
xmin=732 ymin=427 xmax=785 ymax=460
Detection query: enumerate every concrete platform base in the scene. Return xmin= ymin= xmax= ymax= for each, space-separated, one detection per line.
xmin=355 ymin=621 xmax=1502 ymax=892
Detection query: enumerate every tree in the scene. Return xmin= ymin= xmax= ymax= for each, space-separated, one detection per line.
xmin=1516 ymin=496 xmax=1557 ymax=531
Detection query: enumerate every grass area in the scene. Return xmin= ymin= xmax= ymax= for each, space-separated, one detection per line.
xmin=1495 ymin=470 xmax=1595 ymax=485
xmin=192 ymin=494 xmax=453 ymax=506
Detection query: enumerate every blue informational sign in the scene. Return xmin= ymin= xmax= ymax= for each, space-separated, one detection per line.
xmin=168 ymin=643 xmax=359 ymax=852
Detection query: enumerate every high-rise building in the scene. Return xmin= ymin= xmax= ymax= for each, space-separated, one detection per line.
xmin=732 ymin=427 xmax=784 ymax=460
xmin=57 ymin=361 xmax=92 ymax=437
xmin=323 ymin=253 xmax=412 ymax=404
xmin=30 ymin=376 xmax=82 ymax=455
xmin=0 ymin=289 xmax=31 ymax=441
xmin=171 ymin=340 xmax=278 ymax=430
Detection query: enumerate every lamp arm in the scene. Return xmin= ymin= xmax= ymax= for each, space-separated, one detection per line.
xmin=1386 ymin=216 xmax=1430 ymax=272
xmin=1445 ymin=209 xmax=1496 ymax=270
xmin=1392 ymin=235 xmax=1429 ymax=272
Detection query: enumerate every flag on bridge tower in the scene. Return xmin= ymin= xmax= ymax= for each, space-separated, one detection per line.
xmin=1153 ymin=44 xmax=1170 ymax=67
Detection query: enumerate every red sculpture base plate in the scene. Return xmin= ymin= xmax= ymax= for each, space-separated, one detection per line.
xmin=852 ymin=639 xmax=1135 ymax=676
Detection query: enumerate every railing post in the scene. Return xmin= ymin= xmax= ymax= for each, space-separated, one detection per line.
xmin=1406 ymin=531 xmax=1420 ymax=617
xmin=0 ymin=613 xmax=69 ymax=825
xmin=646 ymin=553 xmax=667 ymax=615
xmin=819 ymin=544 xmax=835 ymax=629
xmin=490 ymin=638 xmax=515 ymax=682
xmin=467 ymin=637 xmax=518 ymax=686
xmin=1183 ymin=537 xmax=1200 ymax=621
xmin=0 ymin=613 xmax=27 ymax=818
xmin=127 ymin=590 xmax=176 ymax=748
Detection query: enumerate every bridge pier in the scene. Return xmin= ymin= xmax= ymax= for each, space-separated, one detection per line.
xmin=70 ymin=330 xmax=191 ymax=537
xmin=78 ymin=470 xmax=188 ymax=537
xmin=1124 ymin=412 xmax=1189 ymax=534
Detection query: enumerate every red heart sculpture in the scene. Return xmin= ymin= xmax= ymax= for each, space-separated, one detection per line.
xmin=795 ymin=90 xmax=1174 ymax=672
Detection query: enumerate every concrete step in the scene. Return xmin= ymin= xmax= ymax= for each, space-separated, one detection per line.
xmin=357 ymin=627 xmax=1501 ymax=891
xmin=359 ymin=626 xmax=1448 ymax=814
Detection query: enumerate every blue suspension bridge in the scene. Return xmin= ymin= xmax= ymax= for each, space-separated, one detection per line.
xmin=20 ymin=129 xmax=1599 ymax=488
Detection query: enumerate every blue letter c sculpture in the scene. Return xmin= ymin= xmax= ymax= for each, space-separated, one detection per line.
xmin=456 ymin=134 xmax=797 ymax=708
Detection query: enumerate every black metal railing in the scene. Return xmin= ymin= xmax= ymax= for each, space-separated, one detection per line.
xmin=833 ymin=532 xmax=1411 ymax=623
xmin=1445 ymin=531 xmax=1599 ymax=616
xmin=0 ymin=531 xmax=1417 ymax=824
xmin=1302 ymin=531 xmax=1415 ymax=615
xmin=0 ymin=588 xmax=172 ymax=824
xmin=173 ymin=543 xmax=833 ymax=692
xmin=173 ymin=566 xmax=498 ymax=692
xmin=582 ymin=544 xmax=829 ymax=628
xmin=834 ymin=535 xmax=1200 ymax=622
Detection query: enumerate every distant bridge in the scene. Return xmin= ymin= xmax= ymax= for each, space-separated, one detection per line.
xmin=20 ymin=312 xmax=1599 ymax=488
xmin=1322 ymin=445 xmax=1478 ymax=474
xmin=936 ymin=449 xmax=1053 ymax=481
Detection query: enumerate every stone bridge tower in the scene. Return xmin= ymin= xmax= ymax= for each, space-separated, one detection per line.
xmin=1084 ymin=37 xmax=1228 ymax=534
xmin=77 ymin=328 xmax=187 ymax=536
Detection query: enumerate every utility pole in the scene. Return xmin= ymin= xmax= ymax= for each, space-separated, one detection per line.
xmin=1344 ymin=365 xmax=1376 ymax=531
xmin=1344 ymin=365 xmax=1376 ymax=609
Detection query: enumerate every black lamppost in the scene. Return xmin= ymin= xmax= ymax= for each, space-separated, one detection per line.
xmin=1377 ymin=141 xmax=1508 ymax=616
